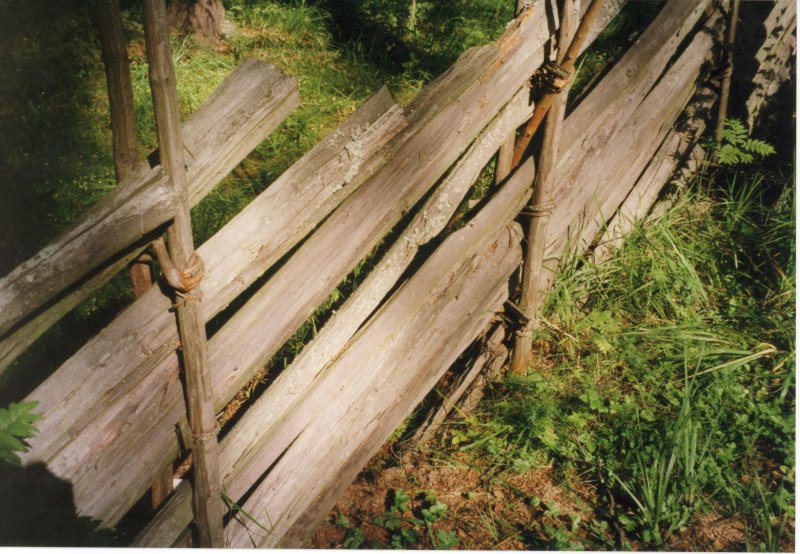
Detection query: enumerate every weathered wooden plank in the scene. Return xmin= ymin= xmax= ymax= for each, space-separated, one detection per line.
xmin=511 ymin=0 xmax=603 ymax=166
xmin=593 ymin=85 xmax=717 ymax=262
xmin=499 ymin=0 xmax=627 ymax=181
xmin=24 ymin=0 xmax=628 ymax=529
xmin=132 ymin=89 xmax=534 ymax=547
xmin=548 ymin=13 xmax=721 ymax=270
xmin=0 ymin=58 xmax=299 ymax=372
xmin=203 ymin=0 xmax=550 ymax=424
xmin=65 ymin=6 xmax=550 ymax=528
xmin=556 ymin=0 xmax=712 ymax=194
xmin=225 ymin=14 xmax=725 ymax=543
xmin=20 ymin=87 xmax=405 ymax=526
xmin=91 ymin=0 xmax=140 ymax=182
xmin=412 ymin=324 xmax=506 ymax=445
xmin=64 ymin=30 xmax=531 ymax=523
xmin=745 ymin=0 xmax=796 ymax=129
xmin=227 ymin=221 xmax=525 ymax=548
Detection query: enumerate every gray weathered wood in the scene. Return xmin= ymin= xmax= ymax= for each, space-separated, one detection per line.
xmin=143 ymin=0 xmax=223 ymax=545
xmin=132 ymin=88 xmax=533 ymax=547
xmin=0 ymin=58 xmax=299 ymax=372
xmin=499 ymin=0 xmax=626 ymax=180
xmin=201 ymin=0 xmax=550 ymax=423
xmin=745 ymin=0 xmax=796 ymax=129
xmin=227 ymin=214 xmax=527 ymax=548
xmin=91 ymin=0 xmax=140 ymax=183
xmin=546 ymin=11 xmax=721 ymax=273
xmin=593 ymin=85 xmax=717 ymax=262
xmin=511 ymin=0 xmax=578 ymax=374
xmin=511 ymin=0 xmax=604 ymax=167
xmin=70 ymin=23 xmax=537 ymax=524
xmin=412 ymin=324 xmax=506 ymax=445
xmin=555 ymin=0 xmax=711 ymax=188
xmin=61 ymin=9 xmax=550 ymax=529
xmin=225 ymin=13 xmax=725 ymax=543
xmin=20 ymin=87 xmax=405 ymax=526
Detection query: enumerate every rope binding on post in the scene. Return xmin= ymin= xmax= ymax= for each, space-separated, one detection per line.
xmin=530 ymin=61 xmax=575 ymax=95
xmin=519 ymin=201 xmax=555 ymax=218
xmin=151 ymin=237 xmax=206 ymax=306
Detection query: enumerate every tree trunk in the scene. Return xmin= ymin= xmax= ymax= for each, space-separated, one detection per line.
xmin=168 ymin=0 xmax=228 ymax=45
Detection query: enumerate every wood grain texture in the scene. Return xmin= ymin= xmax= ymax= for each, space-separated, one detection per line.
xmin=223 ymin=9 xmax=725 ymax=543
xmin=511 ymin=0 xmax=578 ymax=374
xmin=0 ymin=58 xmax=299 ymax=372
xmin=593 ymin=85 xmax=717 ymax=263
xmin=546 ymin=11 xmax=721 ymax=271
xmin=745 ymin=0 xmax=796 ymax=129
xmin=132 ymin=89 xmax=533 ymax=547
xmin=20 ymin=87 xmax=405 ymax=526
xmin=143 ymin=0 xmax=223 ymax=545
xmin=228 ymin=223 xmax=526 ymax=548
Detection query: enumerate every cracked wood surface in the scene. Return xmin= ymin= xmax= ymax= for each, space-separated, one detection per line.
xmin=0 ymin=58 xmax=299 ymax=372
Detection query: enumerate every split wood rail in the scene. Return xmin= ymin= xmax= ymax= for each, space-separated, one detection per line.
xmin=1 ymin=0 xmax=794 ymax=547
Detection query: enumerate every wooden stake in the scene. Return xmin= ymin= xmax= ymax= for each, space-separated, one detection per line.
xmin=511 ymin=0 xmax=581 ymax=375
xmin=142 ymin=0 xmax=224 ymax=546
xmin=92 ymin=0 xmax=171 ymax=508
xmin=91 ymin=0 xmax=154 ymax=298
xmin=714 ymin=0 xmax=741 ymax=143
xmin=511 ymin=0 xmax=606 ymax=168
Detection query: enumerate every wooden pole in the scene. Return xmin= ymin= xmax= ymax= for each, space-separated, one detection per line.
xmin=142 ymin=0 xmax=224 ymax=546
xmin=91 ymin=0 xmax=154 ymax=299
xmin=91 ymin=0 xmax=172 ymax=510
xmin=493 ymin=0 xmax=529 ymax=185
xmin=511 ymin=0 xmax=606 ymax=168
xmin=714 ymin=0 xmax=741 ymax=143
xmin=511 ymin=0 xmax=581 ymax=375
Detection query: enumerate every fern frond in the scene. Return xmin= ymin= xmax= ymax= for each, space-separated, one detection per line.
xmin=743 ymin=138 xmax=776 ymax=157
xmin=0 ymin=401 xmax=42 ymax=466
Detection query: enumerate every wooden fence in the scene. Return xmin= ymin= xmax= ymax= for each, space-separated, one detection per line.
xmin=2 ymin=0 xmax=794 ymax=547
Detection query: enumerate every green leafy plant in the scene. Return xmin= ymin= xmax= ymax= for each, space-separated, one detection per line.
xmin=715 ymin=118 xmax=776 ymax=165
xmin=0 ymin=401 xmax=42 ymax=466
xmin=371 ymin=489 xmax=459 ymax=549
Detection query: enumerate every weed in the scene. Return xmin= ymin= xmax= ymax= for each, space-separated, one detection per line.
xmin=715 ymin=119 xmax=776 ymax=166
xmin=0 ymin=401 xmax=41 ymax=467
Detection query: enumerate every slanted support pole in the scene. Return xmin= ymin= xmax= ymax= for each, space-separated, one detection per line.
xmin=510 ymin=0 xmax=581 ymax=375
xmin=511 ymin=0 xmax=606 ymax=167
xmin=494 ymin=0 xmax=530 ymax=185
xmin=714 ymin=0 xmax=741 ymax=142
xmin=142 ymin=0 xmax=224 ymax=547
xmin=91 ymin=0 xmax=172 ymax=510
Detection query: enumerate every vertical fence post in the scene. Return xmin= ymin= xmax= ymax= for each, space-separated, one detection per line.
xmin=714 ymin=0 xmax=741 ymax=142
xmin=142 ymin=0 xmax=225 ymax=546
xmin=510 ymin=0 xmax=582 ymax=375
xmin=91 ymin=0 xmax=172 ymax=510
xmin=91 ymin=0 xmax=156 ymax=300
xmin=511 ymin=0 xmax=606 ymax=167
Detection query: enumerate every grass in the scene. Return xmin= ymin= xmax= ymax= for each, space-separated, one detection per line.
xmin=436 ymin=164 xmax=795 ymax=549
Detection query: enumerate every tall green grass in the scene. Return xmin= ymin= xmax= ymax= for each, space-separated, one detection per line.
xmin=442 ymin=167 xmax=795 ymax=550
